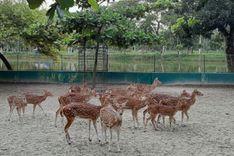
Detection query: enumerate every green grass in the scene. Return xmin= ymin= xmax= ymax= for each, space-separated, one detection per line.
xmin=0 ymin=51 xmax=228 ymax=72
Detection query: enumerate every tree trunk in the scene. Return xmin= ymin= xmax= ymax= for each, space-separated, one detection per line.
xmin=92 ymin=41 xmax=100 ymax=89
xmin=0 ymin=52 xmax=12 ymax=70
xmin=225 ymin=30 xmax=234 ymax=72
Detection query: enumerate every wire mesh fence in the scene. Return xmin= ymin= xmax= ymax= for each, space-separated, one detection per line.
xmin=0 ymin=51 xmax=229 ymax=73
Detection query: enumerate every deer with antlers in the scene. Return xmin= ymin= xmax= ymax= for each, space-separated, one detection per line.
xmin=7 ymin=95 xmax=27 ymax=121
xmin=24 ymin=90 xmax=53 ymax=117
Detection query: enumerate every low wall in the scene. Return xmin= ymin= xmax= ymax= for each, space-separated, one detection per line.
xmin=0 ymin=71 xmax=234 ymax=85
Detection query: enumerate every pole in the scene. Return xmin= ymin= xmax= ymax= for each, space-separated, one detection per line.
xmin=203 ymin=55 xmax=205 ymax=73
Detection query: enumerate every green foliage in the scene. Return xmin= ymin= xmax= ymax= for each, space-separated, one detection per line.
xmin=0 ymin=0 xmax=46 ymax=49
xmin=111 ymin=0 xmax=150 ymax=20
xmin=26 ymin=0 xmax=99 ymax=20
xmin=174 ymin=0 xmax=234 ymax=43
xmin=27 ymin=0 xmax=44 ymax=9
xmin=22 ymin=24 xmax=62 ymax=58
xmin=61 ymin=7 xmax=159 ymax=48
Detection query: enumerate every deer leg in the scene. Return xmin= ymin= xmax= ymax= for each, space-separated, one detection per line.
xmin=181 ymin=111 xmax=184 ymax=124
xmin=101 ymin=122 xmax=107 ymax=143
xmin=142 ymin=109 xmax=148 ymax=125
xmin=55 ymin=107 xmax=61 ymax=127
xmin=32 ymin=104 xmax=37 ymax=117
xmin=92 ymin=120 xmax=101 ymax=142
xmin=64 ymin=117 xmax=75 ymax=145
xmin=185 ymin=111 xmax=189 ymax=121
xmin=157 ymin=114 xmax=161 ymax=124
xmin=169 ymin=116 xmax=172 ymax=128
xmin=163 ymin=116 xmax=165 ymax=125
xmin=88 ymin=120 xmax=92 ymax=142
xmin=8 ymin=105 xmax=15 ymax=121
xmin=38 ymin=104 xmax=46 ymax=116
xmin=22 ymin=106 xmax=25 ymax=116
xmin=108 ymin=128 xmax=112 ymax=151
xmin=151 ymin=114 xmax=158 ymax=131
xmin=134 ymin=110 xmax=140 ymax=128
xmin=16 ymin=107 xmax=22 ymax=122
xmin=116 ymin=127 xmax=120 ymax=152
xmin=132 ymin=110 xmax=136 ymax=128
xmin=144 ymin=116 xmax=151 ymax=129
xmin=173 ymin=116 xmax=176 ymax=124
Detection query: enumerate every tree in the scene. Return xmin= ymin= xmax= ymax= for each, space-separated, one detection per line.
xmin=0 ymin=0 xmax=46 ymax=70
xmin=173 ymin=0 xmax=234 ymax=71
xmin=61 ymin=6 xmax=159 ymax=87
xmin=0 ymin=0 xmax=46 ymax=50
xmin=61 ymin=8 xmax=123 ymax=88
xmin=22 ymin=24 xmax=62 ymax=58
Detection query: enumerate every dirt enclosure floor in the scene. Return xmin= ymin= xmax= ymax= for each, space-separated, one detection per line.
xmin=0 ymin=83 xmax=234 ymax=156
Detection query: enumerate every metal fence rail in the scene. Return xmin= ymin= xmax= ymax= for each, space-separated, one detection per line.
xmin=0 ymin=52 xmax=229 ymax=73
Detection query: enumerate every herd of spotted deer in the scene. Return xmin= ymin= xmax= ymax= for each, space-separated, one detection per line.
xmin=6 ymin=78 xmax=203 ymax=152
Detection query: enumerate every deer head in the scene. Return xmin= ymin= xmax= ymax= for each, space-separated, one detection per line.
xmin=180 ymin=90 xmax=191 ymax=98
xmin=115 ymin=101 xmax=127 ymax=116
xmin=69 ymin=85 xmax=81 ymax=93
xmin=193 ymin=89 xmax=203 ymax=96
xmin=43 ymin=90 xmax=53 ymax=97
xmin=153 ymin=78 xmax=162 ymax=85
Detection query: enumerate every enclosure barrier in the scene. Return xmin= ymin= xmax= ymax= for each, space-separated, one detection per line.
xmin=0 ymin=71 xmax=234 ymax=85
xmin=0 ymin=52 xmax=229 ymax=73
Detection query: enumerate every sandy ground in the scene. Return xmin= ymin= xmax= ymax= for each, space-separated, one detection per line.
xmin=0 ymin=83 xmax=234 ymax=156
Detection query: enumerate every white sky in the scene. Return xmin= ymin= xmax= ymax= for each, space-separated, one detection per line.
xmin=41 ymin=0 xmax=79 ymax=12
xmin=41 ymin=0 xmax=113 ymax=12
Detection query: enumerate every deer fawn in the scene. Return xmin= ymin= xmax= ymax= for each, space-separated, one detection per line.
xmin=100 ymin=99 xmax=126 ymax=152
xmin=178 ymin=89 xmax=203 ymax=124
xmin=143 ymin=90 xmax=191 ymax=125
xmin=144 ymin=99 xmax=182 ymax=130
xmin=7 ymin=95 xmax=27 ymax=121
xmin=24 ymin=90 xmax=53 ymax=117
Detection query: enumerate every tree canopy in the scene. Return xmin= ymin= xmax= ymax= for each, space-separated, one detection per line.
xmin=0 ymin=0 xmax=46 ymax=50
xmin=172 ymin=0 xmax=234 ymax=71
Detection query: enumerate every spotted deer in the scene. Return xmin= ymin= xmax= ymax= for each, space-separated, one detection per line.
xmin=24 ymin=90 xmax=53 ymax=117
xmin=62 ymin=102 xmax=102 ymax=144
xmin=178 ymin=89 xmax=203 ymax=124
xmin=143 ymin=90 xmax=191 ymax=124
xmin=127 ymin=78 xmax=161 ymax=93
xmin=55 ymin=90 xmax=96 ymax=127
xmin=7 ymin=95 xmax=27 ymax=121
xmin=100 ymin=99 xmax=126 ymax=152
xmin=144 ymin=99 xmax=182 ymax=130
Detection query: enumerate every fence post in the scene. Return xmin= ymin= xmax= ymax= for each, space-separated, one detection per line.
xmin=61 ymin=55 xmax=63 ymax=71
xmin=203 ymin=55 xmax=206 ymax=73
xmin=17 ymin=53 xmax=19 ymax=71
xmin=153 ymin=54 xmax=156 ymax=72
